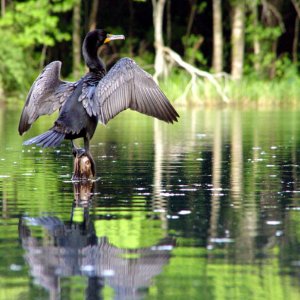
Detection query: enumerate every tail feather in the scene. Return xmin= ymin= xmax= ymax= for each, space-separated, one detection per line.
xmin=42 ymin=132 xmax=61 ymax=147
xmin=23 ymin=130 xmax=65 ymax=148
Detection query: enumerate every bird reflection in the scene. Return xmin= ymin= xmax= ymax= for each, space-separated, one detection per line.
xmin=18 ymin=183 xmax=174 ymax=300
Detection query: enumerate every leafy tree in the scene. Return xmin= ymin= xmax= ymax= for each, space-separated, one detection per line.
xmin=0 ymin=0 xmax=299 ymax=100
xmin=0 ymin=0 xmax=74 ymax=93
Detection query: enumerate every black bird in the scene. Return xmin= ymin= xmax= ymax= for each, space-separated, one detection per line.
xmin=18 ymin=29 xmax=179 ymax=163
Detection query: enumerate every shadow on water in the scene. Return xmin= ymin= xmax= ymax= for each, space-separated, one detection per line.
xmin=18 ymin=181 xmax=174 ymax=300
xmin=3 ymin=108 xmax=300 ymax=299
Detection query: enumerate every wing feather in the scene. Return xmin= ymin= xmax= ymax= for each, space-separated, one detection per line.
xmin=18 ymin=61 xmax=77 ymax=135
xmin=94 ymin=58 xmax=179 ymax=125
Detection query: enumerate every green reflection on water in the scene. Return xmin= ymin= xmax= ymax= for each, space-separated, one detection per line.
xmin=0 ymin=108 xmax=300 ymax=299
xmin=149 ymin=247 xmax=300 ymax=300
xmin=95 ymin=212 xmax=164 ymax=249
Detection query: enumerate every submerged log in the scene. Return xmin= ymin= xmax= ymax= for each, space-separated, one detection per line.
xmin=72 ymin=153 xmax=95 ymax=180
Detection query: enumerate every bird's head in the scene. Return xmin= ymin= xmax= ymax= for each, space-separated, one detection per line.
xmin=83 ymin=29 xmax=125 ymax=52
xmin=82 ymin=29 xmax=125 ymax=71
xmin=83 ymin=29 xmax=125 ymax=48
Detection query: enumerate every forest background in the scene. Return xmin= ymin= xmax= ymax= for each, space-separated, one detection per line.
xmin=0 ymin=0 xmax=299 ymax=107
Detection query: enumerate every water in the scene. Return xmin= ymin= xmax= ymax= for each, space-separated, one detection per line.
xmin=1 ymin=108 xmax=300 ymax=299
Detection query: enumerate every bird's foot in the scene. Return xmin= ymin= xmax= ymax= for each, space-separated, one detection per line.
xmin=72 ymin=147 xmax=87 ymax=158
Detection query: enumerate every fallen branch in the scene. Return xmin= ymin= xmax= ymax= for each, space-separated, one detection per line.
xmin=161 ymin=46 xmax=229 ymax=103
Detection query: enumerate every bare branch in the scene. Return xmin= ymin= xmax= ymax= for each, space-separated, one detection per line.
xmin=162 ymin=46 xmax=229 ymax=103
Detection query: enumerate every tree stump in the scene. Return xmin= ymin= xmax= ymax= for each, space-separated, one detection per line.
xmin=72 ymin=153 xmax=95 ymax=181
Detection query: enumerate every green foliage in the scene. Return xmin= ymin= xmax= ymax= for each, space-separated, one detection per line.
xmin=158 ymin=68 xmax=300 ymax=107
xmin=274 ymin=54 xmax=296 ymax=79
xmin=182 ymin=34 xmax=206 ymax=66
xmin=133 ymin=52 xmax=155 ymax=73
xmin=0 ymin=0 xmax=74 ymax=93
xmin=197 ymin=2 xmax=207 ymax=14
xmin=0 ymin=31 xmax=34 ymax=93
xmin=159 ymin=70 xmax=191 ymax=101
xmin=245 ymin=8 xmax=284 ymax=78
xmin=0 ymin=0 xmax=298 ymax=104
xmin=0 ymin=0 xmax=71 ymax=47
xmin=224 ymin=76 xmax=300 ymax=106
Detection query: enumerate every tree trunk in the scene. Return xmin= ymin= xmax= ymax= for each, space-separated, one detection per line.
xmin=212 ymin=0 xmax=223 ymax=73
xmin=291 ymin=0 xmax=300 ymax=65
xmin=152 ymin=0 xmax=167 ymax=80
xmin=293 ymin=16 xmax=299 ymax=65
xmin=89 ymin=0 xmax=99 ymax=31
xmin=261 ymin=0 xmax=284 ymax=78
xmin=186 ymin=0 xmax=197 ymax=38
xmin=250 ymin=1 xmax=261 ymax=73
xmin=184 ymin=0 xmax=197 ymax=63
xmin=166 ymin=0 xmax=171 ymax=47
xmin=292 ymin=0 xmax=300 ymax=18
xmin=72 ymin=0 xmax=81 ymax=78
xmin=1 ymin=0 xmax=5 ymax=17
xmin=128 ymin=0 xmax=134 ymax=56
xmin=231 ymin=1 xmax=245 ymax=80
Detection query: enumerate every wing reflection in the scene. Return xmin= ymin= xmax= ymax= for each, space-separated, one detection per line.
xmin=18 ymin=183 xmax=174 ymax=299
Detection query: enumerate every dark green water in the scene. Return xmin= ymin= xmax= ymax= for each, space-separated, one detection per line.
xmin=1 ymin=108 xmax=300 ymax=299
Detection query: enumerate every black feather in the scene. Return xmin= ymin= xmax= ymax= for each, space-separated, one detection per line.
xmin=23 ymin=130 xmax=65 ymax=148
xmin=19 ymin=30 xmax=179 ymax=153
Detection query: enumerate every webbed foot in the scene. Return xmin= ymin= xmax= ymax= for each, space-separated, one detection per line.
xmin=72 ymin=147 xmax=86 ymax=158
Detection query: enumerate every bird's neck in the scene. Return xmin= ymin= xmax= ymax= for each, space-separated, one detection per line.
xmin=82 ymin=45 xmax=106 ymax=75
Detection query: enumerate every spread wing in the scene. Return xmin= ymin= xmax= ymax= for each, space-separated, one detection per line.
xmin=18 ymin=61 xmax=77 ymax=135
xmin=92 ymin=58 xmax=179 ymax=125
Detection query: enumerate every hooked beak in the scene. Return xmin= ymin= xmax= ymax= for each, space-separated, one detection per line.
xmin=104 ymin=34 xmax=125 ymax=44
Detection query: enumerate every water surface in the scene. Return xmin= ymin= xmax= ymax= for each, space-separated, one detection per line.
xmin=1 ymin=108 xmax=300 ymax=299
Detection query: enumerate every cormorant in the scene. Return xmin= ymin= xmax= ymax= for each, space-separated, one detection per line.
xmin=18 ymin=29 xmax=179 ymax=164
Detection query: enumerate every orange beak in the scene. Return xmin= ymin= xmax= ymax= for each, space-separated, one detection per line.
xmin=104 ymin=34 xmax=125 ymax=44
